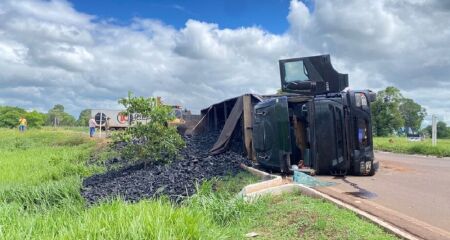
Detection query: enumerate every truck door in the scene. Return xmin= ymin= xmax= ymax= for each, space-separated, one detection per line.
xmin=348 ymin=91 xmax=375 ymax=175
xmin=253 ymin=96 xmax=292 ymax=173
xmin=313 ymin=98 xmax=348 ymax=175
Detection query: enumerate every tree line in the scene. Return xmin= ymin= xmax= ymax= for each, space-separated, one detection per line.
xmin=371 ymin=86 xmax=449 ymax=138
xmin=1 ymin=87 xmax=449 ymax=138
xmin=0 ymin=104 xmax=91 ymax=128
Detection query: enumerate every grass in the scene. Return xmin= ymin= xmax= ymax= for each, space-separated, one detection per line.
xmin=1 ymin=198 xmax=226 ymax=239
xmin=0 ymin=128 xmax=398 ymax=239
xmin=374 ymin=137 xmax=450 ymax=157
xmin=46 ymin=126 xmax=89 ymax=133
xmin=0 ymin=129 xmax=101 ymax=210
xmin=250 ymin=193 xmax=396 ymax=240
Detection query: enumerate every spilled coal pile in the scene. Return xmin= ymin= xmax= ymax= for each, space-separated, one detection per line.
xmin=81 ymin=132 xmax=252 ymax=203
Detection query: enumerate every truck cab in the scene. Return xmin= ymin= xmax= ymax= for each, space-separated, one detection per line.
xmin=252 ymin=55 xmax=376 ymax=175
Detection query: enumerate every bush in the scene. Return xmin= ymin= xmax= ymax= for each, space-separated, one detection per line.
xmin=112 ymin=92 xmax=184 ymax=164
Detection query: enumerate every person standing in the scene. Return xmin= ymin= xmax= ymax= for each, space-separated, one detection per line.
xmin=18 ymin=116 xmax=27 ymax=132
xmin=89 ymin=117 xmax=97 ymax=137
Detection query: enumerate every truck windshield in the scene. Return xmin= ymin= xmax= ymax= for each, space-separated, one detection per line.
xmin=284 ymin=60 xmax=309 ymax=82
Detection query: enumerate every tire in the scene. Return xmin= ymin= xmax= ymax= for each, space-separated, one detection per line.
xmin=368 ymin=160 xmax=377 ymax=176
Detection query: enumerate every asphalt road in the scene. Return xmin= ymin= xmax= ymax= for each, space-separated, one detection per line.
xmin=316 ymin=151 xmax=450 ymax=233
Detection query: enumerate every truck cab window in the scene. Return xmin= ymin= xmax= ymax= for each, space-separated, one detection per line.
xmin=284 ymin=60 xmax=309 ymax=82
xmin=355 ymin=93 xmax=368 ymax=108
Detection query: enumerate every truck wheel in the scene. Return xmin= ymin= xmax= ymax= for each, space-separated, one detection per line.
xmin=368 ymin=161 xmax=377 ymax=176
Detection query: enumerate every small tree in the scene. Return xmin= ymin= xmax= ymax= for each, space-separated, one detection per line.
xmin=0 ymin=106 xmax=26 ymax=128
xmin=113 ymin=92 xmax=185 ymax=164
xmin=371 ymin=87 xmax=404 ymax=136
xmin=25 ymin=110 xmax=47 ymax=128
xmin=77 ymin=109 xmax=91 ymax=126
xmin=46 ymin=104 xmax=77 ymax=126
xmin=0 ymin=106 xmax=47 ymax=129
xmin=424 ymin=121 xmax=450 ymax=139
xmin=399 ymin=98 xmax=426 ymax=133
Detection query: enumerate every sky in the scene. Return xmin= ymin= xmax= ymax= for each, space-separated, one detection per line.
xmin=0 ymin=0 xmax=449 ymax=125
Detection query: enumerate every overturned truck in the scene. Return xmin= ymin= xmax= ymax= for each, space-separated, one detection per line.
xmin=190 ymin=55 xmax=376 ymax=176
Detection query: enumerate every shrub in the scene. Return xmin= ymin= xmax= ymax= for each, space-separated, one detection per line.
xmin=112 ymin=92 xmax=184 ymax=164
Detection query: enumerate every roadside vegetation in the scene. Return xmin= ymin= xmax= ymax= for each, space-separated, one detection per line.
xmin=0 ymin=128 xmax=398 ymax=239
xmin=112 ymin=92 xmax=184 ymax=164
xmin=370 ymin=87 xmax=450 ymax=157
xmin=371 ymin=86 xmax=426 ymax=137
xmin=374 ymin=137 xmax=450 ymax=157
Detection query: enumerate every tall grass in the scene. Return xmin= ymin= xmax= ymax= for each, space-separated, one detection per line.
xmin=187 ymin=180 xmax=264 ymax=227
xmin=0 ymin=129 xmax=397 ymax=239
xmin=374 ymin=137 xmax=450 ymax=157
xmin=0 ymin=129 xmax=266 ymax=239
xmin=0 ymin=199 xmax=228 ymax=240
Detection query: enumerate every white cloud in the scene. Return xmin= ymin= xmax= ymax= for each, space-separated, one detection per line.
xmin=0 ymin=0 xmax=449 ymax=126
xmin=287 ymin=0 xmax=450 ymax=122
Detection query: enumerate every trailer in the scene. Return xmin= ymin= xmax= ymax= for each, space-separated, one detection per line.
xmin=191 ymin=55 xmax=376 ymax=176
xmin=90 ymin=109 xmax=129 ymax=130
xmin=91 ymin=106 xmax=192 ymax=130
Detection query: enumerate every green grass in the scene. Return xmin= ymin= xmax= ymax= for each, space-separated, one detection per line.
xmin=249 ymin=193 xmax=396 ymax=240
xmin=374 ymin=137 xmax=450 ymax=157
xmin=45 ymin=126 xmax=89 ymax=133
xmin=0 ymin=129 xmax=101 ymax=210
xmin=0 ymin=129 xmax=398 ymax=239
xmin=1 ymin=198 xmax=226 ymax=239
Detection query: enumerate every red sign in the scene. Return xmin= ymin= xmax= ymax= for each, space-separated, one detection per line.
xmin=117 ymin=113 xmax=128 ymax=124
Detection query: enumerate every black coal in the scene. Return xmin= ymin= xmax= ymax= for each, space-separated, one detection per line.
xmin=81 ymin=132 xmax=252 ymax=203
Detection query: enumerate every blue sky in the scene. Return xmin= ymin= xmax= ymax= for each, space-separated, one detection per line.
xmin=71 ymin=0 xmax=313 ymax=34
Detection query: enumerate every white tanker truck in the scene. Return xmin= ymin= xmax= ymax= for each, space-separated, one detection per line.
xmin=90 ymin=106 xmax=187 ymax=130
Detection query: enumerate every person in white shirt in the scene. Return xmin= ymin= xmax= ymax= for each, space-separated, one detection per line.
xmin=89 ymin=117 xmax=97 ymax=137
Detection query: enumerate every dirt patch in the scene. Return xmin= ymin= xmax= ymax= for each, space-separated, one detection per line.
xmin=380 ymin=160 xmax=414 ymax=173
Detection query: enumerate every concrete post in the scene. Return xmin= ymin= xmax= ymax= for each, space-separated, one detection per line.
xmin=432 ymin=115 xmax=437 ymax=146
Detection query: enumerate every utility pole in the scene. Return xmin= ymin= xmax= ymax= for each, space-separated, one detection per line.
xmin=432 ymin=114 xmax=437 ymax=146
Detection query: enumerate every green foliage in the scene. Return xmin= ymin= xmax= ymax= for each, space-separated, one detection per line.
xmin=399 ymin=98 xmax=426 ymax=132
xmin=113 ymin=92 xmax=184 ymax=164
xmin=374 ymin=137 xmax=450 ymax=157
xmin=371 ymin=87 xmax=427 ymax=136
xmin=77 ymin=109 xmax=91 ymax=126
xmin=0 ymin=106 xmax=47 ymax=128
xmin=25 ymin=110 xmax=47 ymax=128
xmin=371 ymin=87 xmax=404 ymax=136
xmin=435 ymin=121 xmax=450 ymax=139
xmin=0 ymin=106 xmax=26 ymax=128
xmin=0 ymin=104 xmax=77 ymax=128
xmin=423 ymin=121 xmax=450 ymax=139
xmin=47 ymin=104 xmax=77 ymax=126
